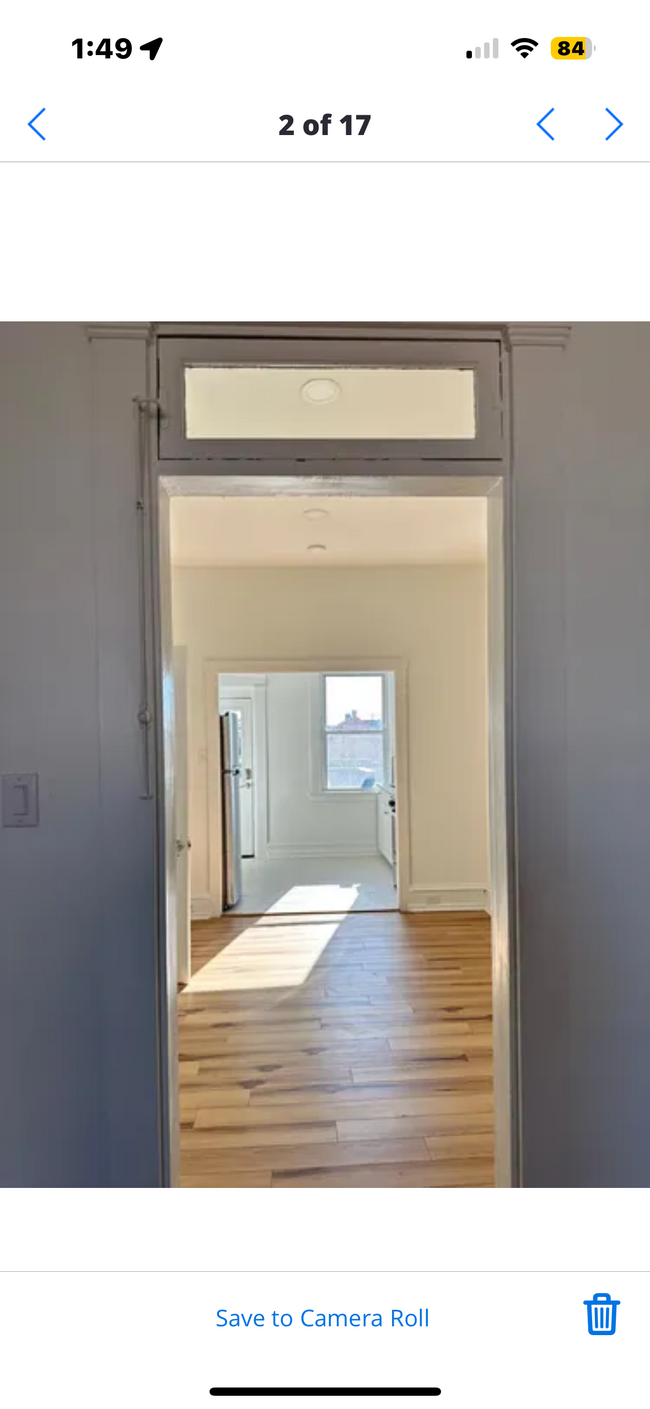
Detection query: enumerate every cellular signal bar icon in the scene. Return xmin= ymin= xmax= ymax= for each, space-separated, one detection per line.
xmin=466 ymin=39 xmax=499 ymax=59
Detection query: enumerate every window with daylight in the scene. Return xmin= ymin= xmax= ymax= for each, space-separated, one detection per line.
xmin=323 ymin=674 xmax=387 ymax=791
xmin=158 ymin=337 xmax=504 ymax=461
xmin=183 ymin=365 xmax=476 ymax=440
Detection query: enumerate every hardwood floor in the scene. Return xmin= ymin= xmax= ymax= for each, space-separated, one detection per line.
xmin=178 ymin=909 xmax=493 ymax=1188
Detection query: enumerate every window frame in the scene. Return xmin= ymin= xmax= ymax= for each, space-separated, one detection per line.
xmin=320 ymin=671 xmax=389 ymax=795
xmin=157 ymin=335 xmax=504 ymax=463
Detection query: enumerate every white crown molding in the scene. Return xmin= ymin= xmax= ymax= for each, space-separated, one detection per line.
xmin=85 ymin=321 xmax=567 ymax=349
xmin=85 ymin=323 xmax=156 ymax=341
xmin=504 ymin=324 xmax=572 ymax=349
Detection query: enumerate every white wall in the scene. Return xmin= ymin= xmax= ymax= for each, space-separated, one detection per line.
xmin=172 ymin=564 xmax=490 ymax=909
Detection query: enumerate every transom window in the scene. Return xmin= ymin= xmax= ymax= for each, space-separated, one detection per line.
xmin=157 ymin=336 xmax=504 ymax=462
xmin=322 ymin=673 xmax=387 ymax=791
xmin=183 ymin=365 xmax=476 ymax=440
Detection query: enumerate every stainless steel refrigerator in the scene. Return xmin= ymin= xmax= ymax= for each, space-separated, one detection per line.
xmin=220 ymin=712 xmax=242 ymax=909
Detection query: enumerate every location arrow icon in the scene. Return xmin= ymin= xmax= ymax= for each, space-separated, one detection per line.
xmin=140 ymin=37 xmax=163 ymax=61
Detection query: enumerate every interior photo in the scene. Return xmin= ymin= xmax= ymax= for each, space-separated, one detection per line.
xmin=12 ymin=320 xmax=650 ymax=1192
xmin=171 ymin=485 xmax=493 ymax=1188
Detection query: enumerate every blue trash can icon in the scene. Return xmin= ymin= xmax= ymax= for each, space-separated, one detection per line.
xmin=584 ymin=1293 xmax=620 ymax=1335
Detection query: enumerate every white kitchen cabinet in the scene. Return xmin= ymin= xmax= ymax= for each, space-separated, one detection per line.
xmin=376 ymin=786 xmax=395 ymax=865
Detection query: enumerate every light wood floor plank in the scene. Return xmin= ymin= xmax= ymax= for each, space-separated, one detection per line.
xmin=248 ymin=1074 xmax=492 ymax=1106
xmin=337 ymin=1109 xmax=493 ymax=1142
xmin=389 ymin=1033 xmax=492 ymax=1054
xmin=350 ymin=1056 xmax=494 ymax=1085
xmin=180 ymin=1172 xmax=272 ymax=1188
xmin=180 ymin=909 xmax=493 ymax=1187
xmin=272 ymin=1159 xmax=494 ymax=1189
xmin=193 ymin=1091 xmax=492 ymax=1130
xmin=181 ymin=1136 xmax=431 ymax=1176
xmin=183 ymin=1122 xmax=337 ymax=1150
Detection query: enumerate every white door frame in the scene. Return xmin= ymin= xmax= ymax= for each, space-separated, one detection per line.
xmin=205 ymin=657 xmax=409 ymax=918
xmin=156 ymin=472 xmax=513 ymax=1190
xmin=173 ymin=645 xmax=191 ymax=984
xmin=150 ymin=326 xmax=516 ymax=1191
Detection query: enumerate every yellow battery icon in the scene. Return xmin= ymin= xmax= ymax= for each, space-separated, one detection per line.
xmin=551 ymin=37 xmax=594 ymax=59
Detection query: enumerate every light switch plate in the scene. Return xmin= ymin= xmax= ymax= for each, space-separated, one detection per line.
xmin=2 ymin=773 xmax=39 ymax=827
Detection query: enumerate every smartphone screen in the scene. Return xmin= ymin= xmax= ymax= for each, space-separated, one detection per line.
xmin=1 ymin=5 xmax=648 ymax=1408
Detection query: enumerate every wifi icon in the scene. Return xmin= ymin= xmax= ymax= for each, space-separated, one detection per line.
xmin=511 ymin=37 xmax=538 ymax=58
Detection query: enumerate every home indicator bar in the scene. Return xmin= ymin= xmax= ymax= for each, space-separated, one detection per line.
xmin=209 ymin=1390 xmax=442 ymax=1399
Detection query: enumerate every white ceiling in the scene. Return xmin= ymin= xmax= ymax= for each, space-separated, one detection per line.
xmin=170 ymin=497 xmax=487 ymax=568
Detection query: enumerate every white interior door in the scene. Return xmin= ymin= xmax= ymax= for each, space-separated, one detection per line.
xmin=173 ymin=646 xmax=191 ymax=985
xmin=228 ymin=698 xmax=255 ymax=857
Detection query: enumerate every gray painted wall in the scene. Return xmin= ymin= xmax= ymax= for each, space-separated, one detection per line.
xmin=1 ymin=321 xmax=649 ymax=1186
xmin=514 ymin=324 xmax=650 ymax=1186
xmin=0 ymin=325 xmax=160 ymax=1186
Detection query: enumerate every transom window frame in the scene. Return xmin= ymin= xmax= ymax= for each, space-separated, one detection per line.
xmin=157 ymin=334 xmax=504 ymax=464
xmin=319 ymin=670 xmax=390 ymax=796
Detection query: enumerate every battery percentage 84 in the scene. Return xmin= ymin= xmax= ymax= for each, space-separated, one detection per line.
xmin=551 ymin=37 xmax=595 ymax=59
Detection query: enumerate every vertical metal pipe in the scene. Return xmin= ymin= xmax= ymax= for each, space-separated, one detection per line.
xmin=134 ymin=396 xmax=158 ymax=799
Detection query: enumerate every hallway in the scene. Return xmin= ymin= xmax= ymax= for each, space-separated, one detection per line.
xmin=179 ymin=909 xmax=493 ymax=1187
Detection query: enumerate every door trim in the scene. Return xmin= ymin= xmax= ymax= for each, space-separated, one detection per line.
xmin=173 ymin=644 xmax=191 ymax=985
xmin=150 ymin=326 xmax=517 ymax=1191
xmin=156 ymin=468 xmax=515 ymax=1189
xmin=88 ymin=320 xmax=579 ymax=1191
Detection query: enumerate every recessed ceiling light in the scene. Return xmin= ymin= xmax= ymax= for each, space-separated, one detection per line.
xmin=302 ymin=507 xmax=330 ymax=520
xmin=307 ymin=543 xmax=327 ymax=553
xmin=301 ymin=377 xmax=341 ymax=405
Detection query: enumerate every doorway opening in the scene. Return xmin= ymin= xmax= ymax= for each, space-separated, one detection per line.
xmin=165 ymin=485 xmax=504 ymax=1188
xmin=216 ymin=669 xmax=399 ymax=916
xmin=153 ymin=329 xmax=514 ymax=1189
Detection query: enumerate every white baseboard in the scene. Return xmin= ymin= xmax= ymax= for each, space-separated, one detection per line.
xmin=407 ymin=886 xmax=490 ymax=913
xmin=266 ymin=842 xmax=379 ymax=860
xmin=190 ymin=895 xmax=216 ymax=920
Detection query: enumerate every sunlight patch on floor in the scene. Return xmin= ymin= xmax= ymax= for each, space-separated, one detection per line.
xmin=266 ymin=882 xmax=360 ymax=915
xmin=183 ymin=913 xmax=344 ymax=993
